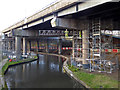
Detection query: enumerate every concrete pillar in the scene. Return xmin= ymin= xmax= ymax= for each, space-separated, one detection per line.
xmin=9 ymin=41 xmax=11 ymax=51
xmin=23 ymin=37 xmax=27 ymax=55
xmin=37 ymin=41 xmax=39 ymax=52
xmin=15 ymin=36 xmax=21 ymax=61
xmin=27 ymin=41 xmax=31 ymax=55
xmin=5 ymin=41 xmax=7 ymax=52
xmin=29 ymin=41 xmax=31 ymax=51
xmin=10 ymin=41 xmax=12 ymax=52
xmin=8 ymin=41 xmax=10 ymax=51
xmin=58 ymin=39 xmax=62 ymax=54
xmin=10 ymin=41 xmax=12 ymax=51
xmin=13 ymin=40 xmax=15 ymax=52
xmin=72 ymin=31 xmax=75 ymax=59
xmin=1 ymin=41 xmax=3 ymax=52
xmin=46 ymin=40 xmax=49 ymax=53
xmin=6 ymin=41 xmax=8 ymax=52
xmin=82 ymin=30 xmax=89 ymax=64
xmin=4 ymin=41 xmax=7 ymax=52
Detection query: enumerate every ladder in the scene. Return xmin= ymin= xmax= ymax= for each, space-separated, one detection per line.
xmin=92 ymin=18 xmax=101 ymax=60
xmin=75 ymin=30 xmax=83 ymax=59
xmin=91 ymin=18 xmax=102 ymax=71
xmin=74 ymin=30 xmax=79 ymax=58
xmin=72 ymin=30 xmax=83 ymax=66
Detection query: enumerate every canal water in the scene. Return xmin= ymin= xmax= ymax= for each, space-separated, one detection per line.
xmin=4 ymin=54 xmax=84 ymax=88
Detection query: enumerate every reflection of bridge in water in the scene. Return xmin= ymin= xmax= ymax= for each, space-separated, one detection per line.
xmin=4 ymin=54 xmax=84 ymax=88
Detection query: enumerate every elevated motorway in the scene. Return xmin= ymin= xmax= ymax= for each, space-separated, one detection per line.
xmin=2 ymin=0 xmax=120 ymax=34
xmin=1 ymin=0 xmax=120 ymax=65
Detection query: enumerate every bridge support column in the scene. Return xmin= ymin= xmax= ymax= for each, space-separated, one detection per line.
xmin=58 ymin=39 xmax=62 ymax=54
xmin=12 ymin=40 xmax=15 ymax=52
xmin=23 ymin=37 xmax=27 ymax=55
xmin=8 ymin=41 xmax=10 ymax=52
xmin=15 ymin=36 xmax=21 ymax=61
xmin=46 ymin=40 xmax=49 ymax=53
xmin=10 ymin=41 xmax=12 ymax=51
xmin=82 ymin=30 xmax=89 ymax=65
xmin=10 ymin=41 xmax=13 ymax=52
xmin=6 ymin=41 xmax=8 ymax=52
xmin=37 ymin=41 xmax=39 ymax=52
xmin=28 ymin=41 xmax=31 ymax=55
xmin=72 ymin=31 xmax=75 ymax=59
xmin=9 ymin=41 xmax=12 ymax=51
xmin=29 ymin=41 xmax=31 ymax=51
xmin=4 ymin=40 xmax=8 ymax=53
xmin=4 ymin=41 xmax=6 ymax=52
xmin=2 ymin=41 xmax=5 ymax=53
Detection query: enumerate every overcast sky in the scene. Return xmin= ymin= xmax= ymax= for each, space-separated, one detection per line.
xmin=0 ymin=0 xmax=57 ymax=32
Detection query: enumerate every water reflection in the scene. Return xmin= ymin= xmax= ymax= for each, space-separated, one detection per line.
xmin=4 ymin=54 xmax=84 ymax=88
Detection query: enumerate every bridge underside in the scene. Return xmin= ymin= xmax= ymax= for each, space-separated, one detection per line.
xmin=23 ymin=2 xmax=120 ymax=30
xmin=2 ymin=2 xmax=120 ymax=67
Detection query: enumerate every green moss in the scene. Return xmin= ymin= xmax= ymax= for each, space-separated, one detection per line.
xmin=68 ymin=65 xmax=118 ymax=88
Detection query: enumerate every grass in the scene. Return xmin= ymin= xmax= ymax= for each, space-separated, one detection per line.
xmin=68 ymin=65 xmax=119 ymax=88
xmin=1 ymin=56 xmax=38 ymax=76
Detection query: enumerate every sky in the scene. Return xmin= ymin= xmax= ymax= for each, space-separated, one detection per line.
xmin=0 ymin=0 xmax=57 ymax=32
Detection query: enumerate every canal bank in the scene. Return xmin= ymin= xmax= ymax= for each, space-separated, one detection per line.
xmin=35 ymin=52 xmax=119 ymax=88
xmin=36 ymin=52 xmax=89 ymax=88
xmin=62 ymin=59 xmax=90 ymax=88
xmin=4 ymin=54 xmax=83 ymax=88
xmin=0 ymin=55 xmax=38 ymax=89
xmin=2 ymin=52 xmax=118 ymax=88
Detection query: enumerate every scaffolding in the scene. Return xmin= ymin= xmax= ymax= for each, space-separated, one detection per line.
xmin=90 ymin=18 xmax=102 ymax=72
xmin=88 ymin=18 xmax=118 ymax=73
xmin=73 ymin=30 xmax=82 ymax=60
xmin=72 ymin=18 xmax=119 ymax=73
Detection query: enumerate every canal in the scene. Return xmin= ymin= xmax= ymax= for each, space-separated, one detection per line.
xmin=4 ymin=54 xmax=84 ymax=88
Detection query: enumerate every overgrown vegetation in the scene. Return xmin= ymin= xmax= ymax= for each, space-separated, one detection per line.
xmin=68 ymin=65 xmax=118 ymax=88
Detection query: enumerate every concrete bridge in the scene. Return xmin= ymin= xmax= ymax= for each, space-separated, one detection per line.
xmin=1 ymin=0 xmax=120 ymax=66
